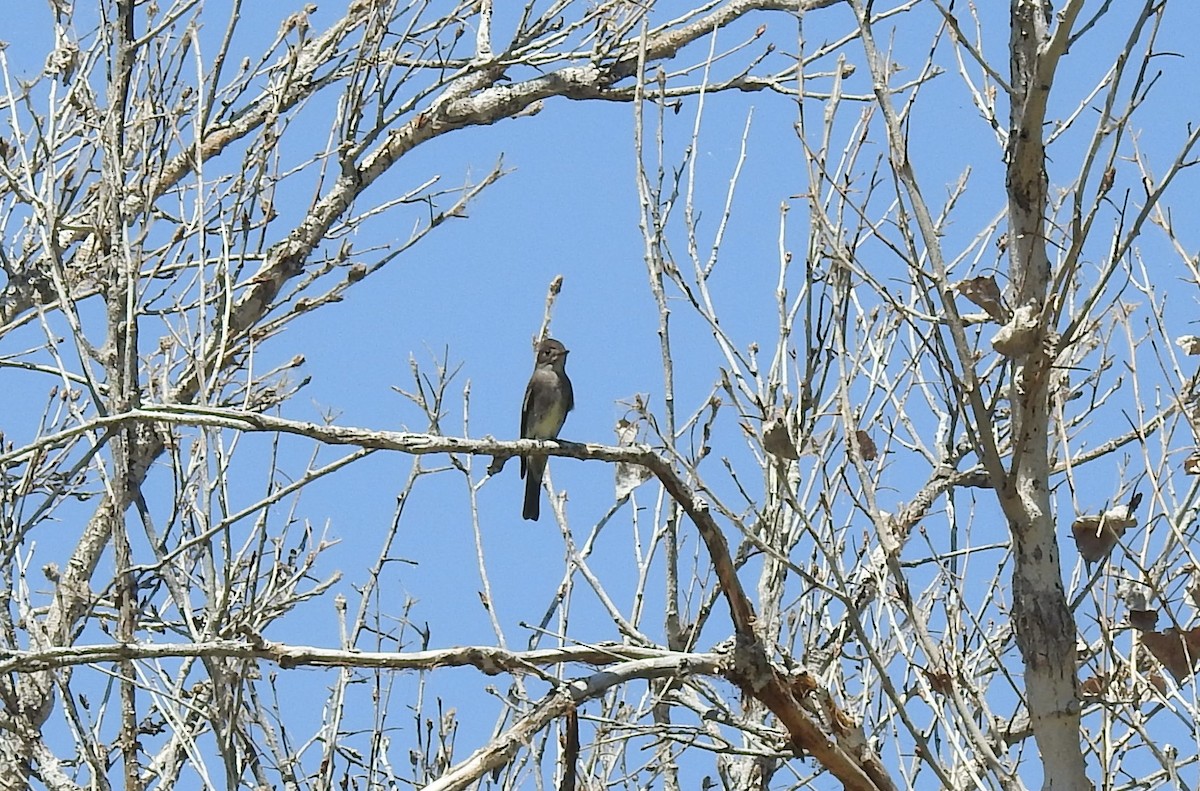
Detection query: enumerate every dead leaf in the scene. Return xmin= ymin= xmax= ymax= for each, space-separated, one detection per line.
xmin=991 ymin=304 xmax=1039 ymax=356
xmin=1071 ymin=516 xmax=1120 ymax=562
xmin=1185 ymin=453 xmax=1200 ymax=475
xmin=614 ymin=418 xmax=652 ymax=500
xmin=1177 ymin=336 xmax=1200 ymax=356
xmin=920 ymin=665 xmax=954 ymax=696
xmin=1071 ymin=505 xmax=1138 ymax=562
xmin=1079 ymin=675 xmax=1106 ymax=698
xmin=1128 ymin=609 xmax=1158 ymax=631
xmin=788 ymin=670 xmax=818 ymax=699
xmin=1142 ymin=627 xmax=1200 ymax=682
xmin=763 ymin=408 xmax=799 ymax=460
xmin=854 ymin=430 xmax=877 ymax=462
xmin=953 ymin=275 xmax=1006 ymax=321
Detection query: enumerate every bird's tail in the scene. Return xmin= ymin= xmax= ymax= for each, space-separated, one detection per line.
xmin=523 ymin=456 xmax=544 ymax=521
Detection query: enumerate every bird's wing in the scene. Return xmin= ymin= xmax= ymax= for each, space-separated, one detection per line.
xmin=563 ymin=372 xmax=575 ymax=414
xmin=520 ymin=377 xmax=537 ymax=439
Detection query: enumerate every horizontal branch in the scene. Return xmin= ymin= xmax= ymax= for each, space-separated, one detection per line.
xmin=0 ymin=638 xmax=718 ymax=676
xmin=0 ymin=403 xmax=651 ymax=467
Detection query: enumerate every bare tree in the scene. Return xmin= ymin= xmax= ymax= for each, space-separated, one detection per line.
xmin=1 ymin=1 xmax=1197 ymax=789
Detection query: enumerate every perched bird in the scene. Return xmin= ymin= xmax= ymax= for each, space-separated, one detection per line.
xmin=520 ymin=338 xmax=574 ymax=521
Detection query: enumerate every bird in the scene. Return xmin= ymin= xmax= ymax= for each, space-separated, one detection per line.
xmin=520 ymin=338 xmax=574 ymax=520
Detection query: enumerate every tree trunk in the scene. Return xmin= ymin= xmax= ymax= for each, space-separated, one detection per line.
xmin=1005 ymin=2 xmax=1089 ymax=787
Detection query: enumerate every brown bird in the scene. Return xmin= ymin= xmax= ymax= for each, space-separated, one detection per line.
xmin=520 ymin=338 xmax=574 ymax=520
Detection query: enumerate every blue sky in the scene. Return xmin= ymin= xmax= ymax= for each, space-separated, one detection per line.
xmin=5 ymin=1 xmax=1200 ymax=788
